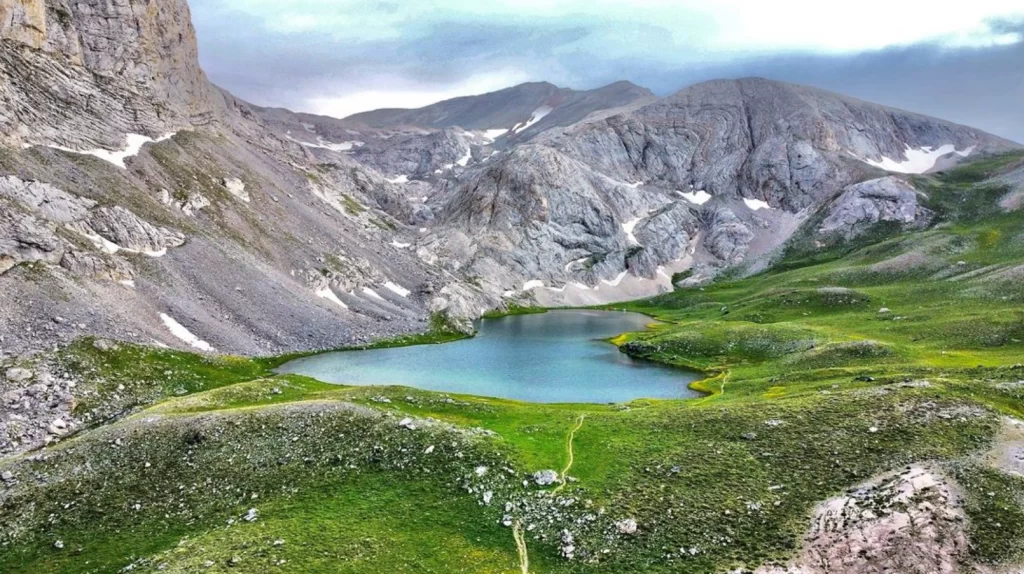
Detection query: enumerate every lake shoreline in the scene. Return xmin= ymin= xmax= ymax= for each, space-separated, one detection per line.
xmin=275 ymin=309 xmax=703 ymax=404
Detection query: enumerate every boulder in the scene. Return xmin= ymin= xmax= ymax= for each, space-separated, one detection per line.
xmin=533 ymin=469 xmax=559 ymax=486
xmin=819 ymin=177 xmax=931 ymax=240
xmin=222 ymin=178 xmax=250 ymax=202
xmin=5 ymin=368 xmax=33 ymax=382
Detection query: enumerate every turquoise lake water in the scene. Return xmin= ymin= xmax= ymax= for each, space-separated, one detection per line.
xmin=276 ymin=310 xmax=700 ymax=403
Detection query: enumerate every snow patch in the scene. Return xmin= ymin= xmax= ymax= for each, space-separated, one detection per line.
xmin=601 ymin=271 xmax=629 ymax=287
xmin=678 ymin=190 xmax=712 ymax=205
xmin=362 ymin=287 xmax=386 ymax=301
xmin=386 ymin=175 xmax=410 ymax=184
xmin=455 ymin=147 xmax=472 ymax=167
xmin=482 ymin=129 xmax=509 ymax=142
xmin=73 ymin=229 xmax=166 ymax=257
xmin=522 ymin=279 xmax=545 ymax=291
xmin=48 ymin=133 xmax=175 ymax=169
xmin=622 ymin=217 xmax=642 ymax=246
xmin=291 ymin=135 xmax=364 ymax=152
xmin=861 ymin=144 xmax=975 ymax=174
xmin=384 ymin=281 xmax=411 ymax=298
xmin=512 ymin=106 xmax=553 ymax=134
xmin=743 ymin=198 xmax=773 ymax=211
xmin=78 ymin=231 xmax=121 ymax=254
xmin=545 ymin=281 xmax=592 ymax=293
xmin=159 ymin=313 xmax=214 ymax=352
xmin=565 ymin=256 xmax=590 ymax=271
xmin=119 ymin=279 xmax=136 ymax=288
xmin=391 ymin=240 xmax=411 ymax=249
xmin=625 ymin=181 xmax=644 ymax=189
xmin=316 ymin=287 xmax=349 ymax=310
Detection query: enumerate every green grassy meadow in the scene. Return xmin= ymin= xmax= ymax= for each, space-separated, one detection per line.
xmin=2 ymin=154 xmax=1024 ymax=573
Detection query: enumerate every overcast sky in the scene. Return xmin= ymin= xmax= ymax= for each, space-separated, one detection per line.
xmin=191 ymin=1 xmax=1024 ymax=142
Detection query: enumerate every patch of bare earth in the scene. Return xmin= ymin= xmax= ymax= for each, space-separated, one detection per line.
xmin=755 ymin=466 xmax=967 ymax=574
xmin=988 ymin=417 xmax=1024 ymax=478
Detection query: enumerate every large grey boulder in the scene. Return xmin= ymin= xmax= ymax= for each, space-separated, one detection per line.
xmin=819 ymin=177 xmax=931 ymax=240
xmin=73 ymin=206 xmax=185 ymax=254
xmin=704 ymin=208 xmax=755 ymax=265
xmin=0 ymin=176 xmax=95 ymax=222
xmin=0 ymin=202 xmax=66 ymax=274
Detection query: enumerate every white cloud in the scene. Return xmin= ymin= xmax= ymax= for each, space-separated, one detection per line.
xmin=306 ymin=68 xmax=531 ymax=118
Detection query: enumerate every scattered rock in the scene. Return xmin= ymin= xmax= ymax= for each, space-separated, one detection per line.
xmin=5 ymin=368 xmax=33 ymax=382
xmin=222 ymin=178 xmax=250 ymax=202
xmin=92 ymin=339 xmax=119 ymax=351
xmin=48 ymin=418 xmax=69 ymax=436
xmin=616 ymin=518 xmax=639 ymax=535
xmin=560 ymin=529 xmax=576 ymax=559
xmin=533 ymin=469 xmax=559 ymax=486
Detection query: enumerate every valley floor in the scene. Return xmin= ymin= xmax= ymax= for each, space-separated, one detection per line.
xmin=2 ymin=155 xmax=1024 ymax=573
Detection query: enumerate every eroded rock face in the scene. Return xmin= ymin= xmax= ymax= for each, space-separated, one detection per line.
xmin=84 ymin=206 xmax=186 ymax=254
xmin=435 ymin=145 xmax=658 ymax=286
xmin=628 ymin=202 xmax=699 ymax=277
xmin=0 ymin=175 xmax=95 ymax=222
xmin=59 ymin=250 xmax=134 ymax=282
xmin=0 ymin=200 xmax=65 ymax=273
xmin=757 ymin=466 xmax=967 ymax=574
xmin=704 ymin=208 xmax=754 ymax=264
xmin=819 ymin=176 xmax=931 ymax=240
xmin=0 ymin=175 xmax=181 ymax=276
xmin=0 ymin=1 xmax=47 ymax=48
xmin=0 ymin=0 xmax=214 ymax=149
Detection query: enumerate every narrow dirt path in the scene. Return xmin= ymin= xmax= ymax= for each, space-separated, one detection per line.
xmin=512 ymin=519 xmax=529 ymax=574
xmin=553 ymin=413 xmax=586 ymax=494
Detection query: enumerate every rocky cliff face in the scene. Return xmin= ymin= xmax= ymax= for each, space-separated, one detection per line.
xmin=0 ymin=0 xmax=214 ymax=149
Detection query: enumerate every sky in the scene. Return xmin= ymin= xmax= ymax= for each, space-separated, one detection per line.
xmin=191 ymin=1 xmax=1024 ymax=142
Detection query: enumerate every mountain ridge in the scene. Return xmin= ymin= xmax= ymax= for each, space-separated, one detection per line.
xmin=0 ymin=0 xmax=1020 ymax=359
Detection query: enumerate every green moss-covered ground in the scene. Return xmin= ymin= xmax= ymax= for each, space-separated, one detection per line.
xmin=2 ymin=155 xmax=1024 ymax=573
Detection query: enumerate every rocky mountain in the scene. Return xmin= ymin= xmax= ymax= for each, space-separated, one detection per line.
xmin=252 ymin=80 xmax=656 ymax=182
xmin=0 ymin=0 xmax=493 ymax=357
xmin=343 ymin=81 xmax=655 ymax=138
xmin=0 ymin=0 xmax=1020 ymax=358
xmin=424 ymin=78 xmax=1018 ymax=306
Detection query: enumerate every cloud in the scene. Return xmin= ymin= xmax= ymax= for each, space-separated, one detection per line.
xmin=306 ymin=69 xmax=534 ymax=118
xmin=189 ymin=1 xmax=1024 ymax=142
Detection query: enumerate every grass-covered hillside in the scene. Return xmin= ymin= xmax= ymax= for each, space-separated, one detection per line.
xmin=2 ymin=154 xmax=1024 ymax=573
